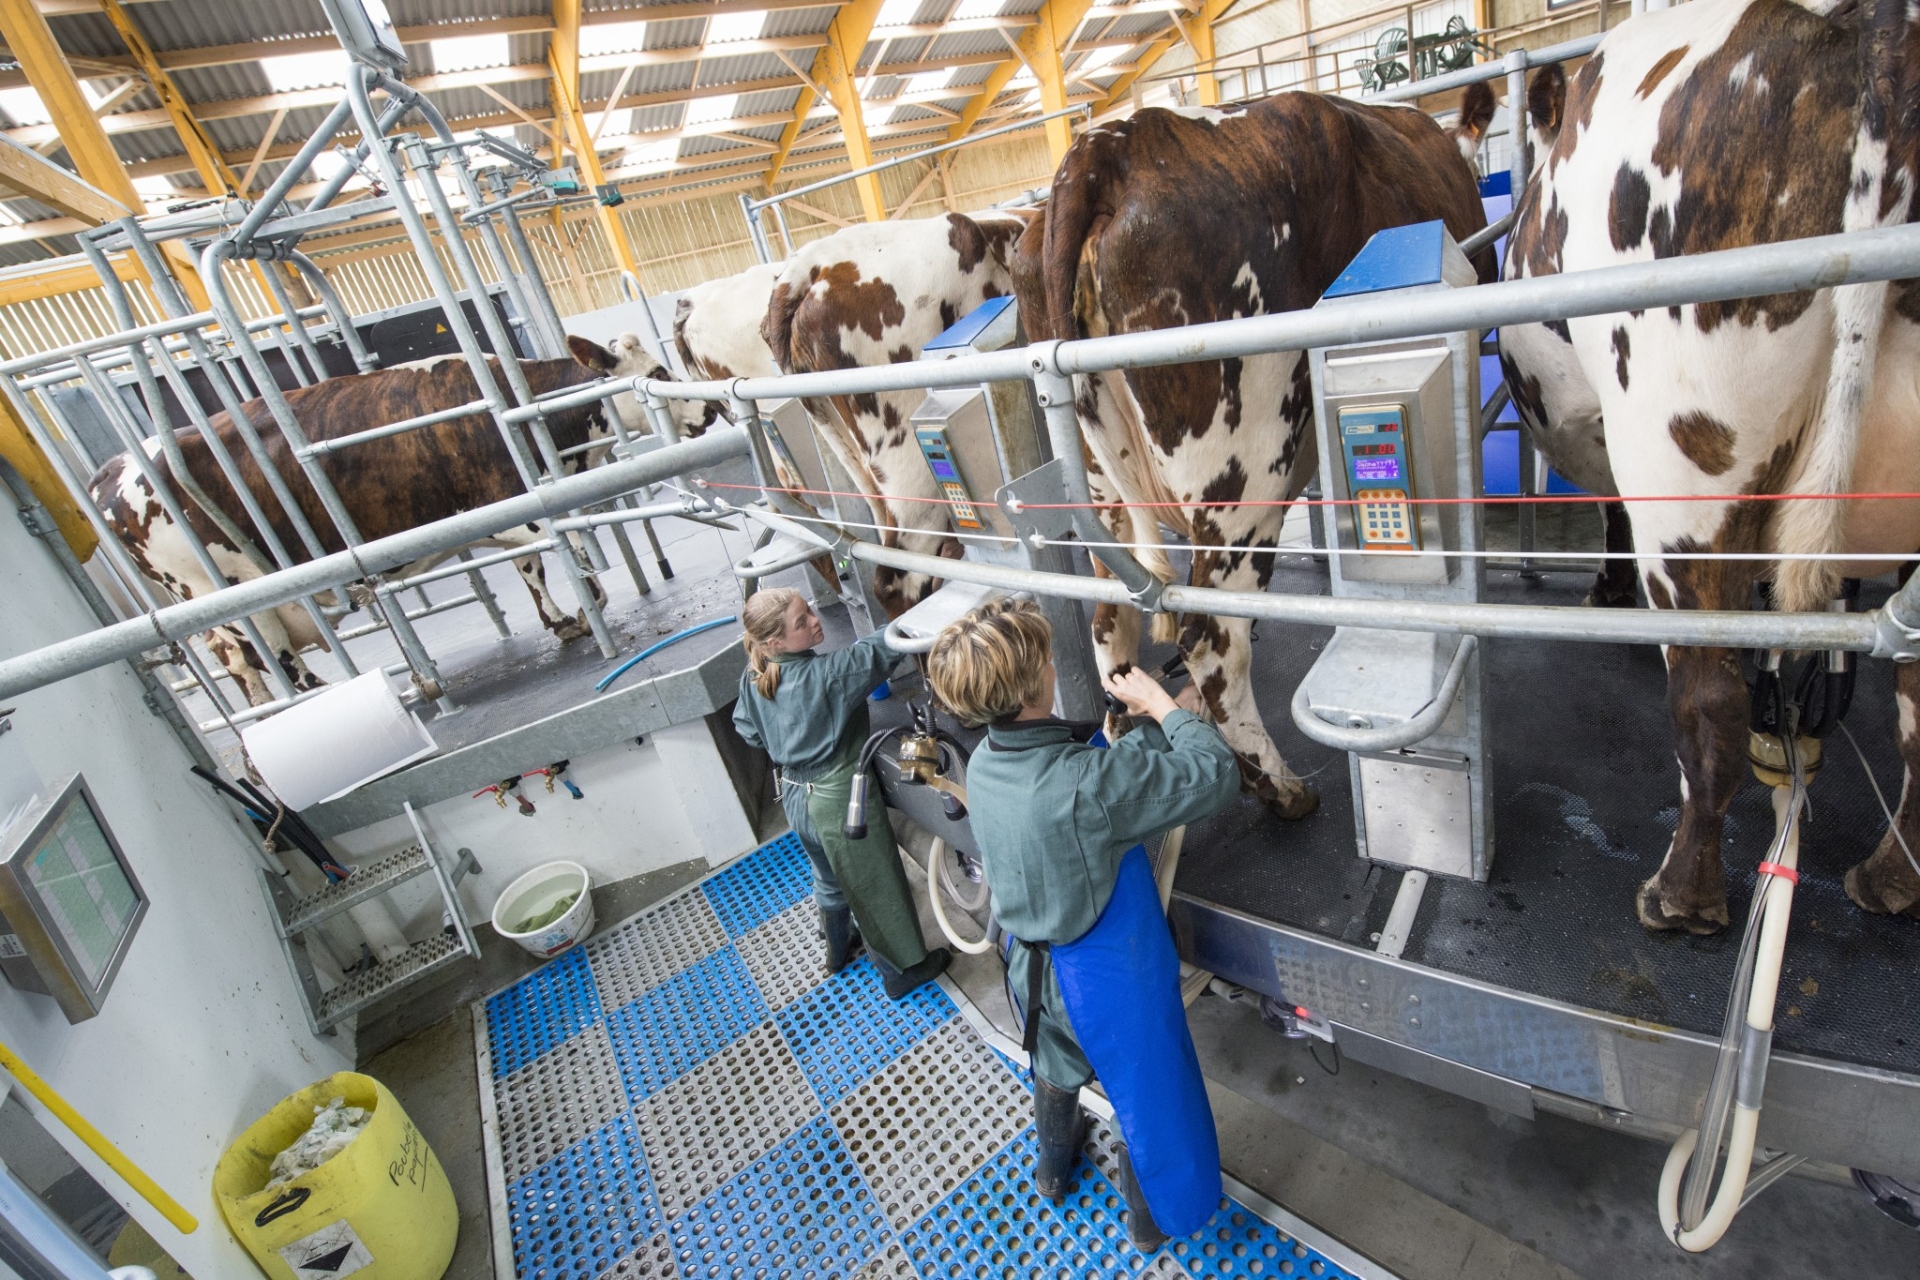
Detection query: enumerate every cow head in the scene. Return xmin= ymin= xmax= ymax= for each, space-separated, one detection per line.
xmin=566 ymin=333 xmax=719 ymax=439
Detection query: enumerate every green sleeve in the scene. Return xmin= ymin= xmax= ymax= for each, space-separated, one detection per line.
xmin=819 ymin=630 xmax=901 ymax=701
xmin=1086 ymin=709 xmax=1241 ymax=846
xmin=731 ymin=693 xmax=764 ymax=751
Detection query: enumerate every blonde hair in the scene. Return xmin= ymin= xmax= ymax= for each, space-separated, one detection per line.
xmin=927 ymin=597 xmax=1053 ymax=727
xmin=742 ymin=586 xmax=805 ymax=699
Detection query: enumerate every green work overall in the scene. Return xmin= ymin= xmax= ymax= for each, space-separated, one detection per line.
xmin=963 ymin=712 xmax=1240 ymax=1088
xmin=731 ymin=632 xmax=931 ymax=976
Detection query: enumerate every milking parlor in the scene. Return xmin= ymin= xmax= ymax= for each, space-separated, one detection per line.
xmin=0 ymin=0 xmax=1915 ymax=1276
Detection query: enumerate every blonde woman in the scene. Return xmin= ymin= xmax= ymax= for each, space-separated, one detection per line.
xmin=928 ymin=597 xmax=1238 ymax=1251
xmin=732 ymin=587 xmax=949 ymax=998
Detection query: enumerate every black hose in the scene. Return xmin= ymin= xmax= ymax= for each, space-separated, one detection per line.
xmin=195 ymin=766 xmax=348 ymax=879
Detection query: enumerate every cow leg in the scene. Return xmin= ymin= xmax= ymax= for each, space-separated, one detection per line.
xmin=206 ymin=625 xmax=275 ymax=707
xmin=1088 ymin=560 xmax=1142 ymax=742
xmin=514 ymin=552 xmax=591 ymax=641
xmin=1637 ymin=560 xmax=1751 ymax=934
xmin=1587 ymin=501 xmax=1639 ymax=608
xmin=1844 ymin=659 xmax=1920 ymax=919
xmin=1180 ymin=607 xmax=1317 ymax=819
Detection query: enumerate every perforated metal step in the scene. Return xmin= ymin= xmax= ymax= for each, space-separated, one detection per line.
xmin=317 ymin=932 xmax=466 ymax=1027
xmin=282 ymin=844 xmax=430 ymax=936
xmin=477 ymin=831 xmax=1389 ymax=1280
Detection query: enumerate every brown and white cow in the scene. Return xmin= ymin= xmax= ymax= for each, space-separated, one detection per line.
xmin=1011 ymin=91 xmax=1496 ymax=819
xmin=1499 ymin=0 xmax=1920 ymax=930
xmin=91 ymin=335 xmax=704 ymax=704
xmin=761 ymin=211 xmax=1033 ymax=615
xmin=675 ymin=261 xmax=784 ymax=383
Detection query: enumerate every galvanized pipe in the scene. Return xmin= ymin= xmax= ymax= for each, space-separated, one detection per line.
xmin=285 ymin=251 xmax=377 ymax=372
xmin=0 ymin=427 xmax=751 ymax=700
xmin=299 ymin=397 xmax=492 ymax=456
xmin=235 ymin=97 xmax=357 ymax=242
xmin=493 ymin=176 xmax=571 ymax=358
xmin=259 ymin=261 xmax=332 ymax=383
xmin=1361 ymin=33 xmax=1604 ymax=104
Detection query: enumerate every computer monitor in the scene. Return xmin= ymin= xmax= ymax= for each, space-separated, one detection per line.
xmin=0 ymin=775 xmax=147 ymax=1024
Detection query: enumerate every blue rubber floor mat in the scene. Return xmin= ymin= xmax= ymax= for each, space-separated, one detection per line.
xmin=482 ymin=832 xmax=1376 ymax=1279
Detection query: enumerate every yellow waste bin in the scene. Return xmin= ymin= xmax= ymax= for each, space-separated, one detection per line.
xmin=212 ymin=1072 xmax=457 ymax=1280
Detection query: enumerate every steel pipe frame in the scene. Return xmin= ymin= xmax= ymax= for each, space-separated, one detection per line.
xmin=0 ymin=426 xmax=752 ymax=701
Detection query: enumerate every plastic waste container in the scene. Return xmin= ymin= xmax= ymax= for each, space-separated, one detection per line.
xmin=212 ymin=1072 xmax=456 ymax=1280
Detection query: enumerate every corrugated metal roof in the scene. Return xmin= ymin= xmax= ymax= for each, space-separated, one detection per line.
xmin=643 ymin=18 xmax=709 ymax=50
xmin=1105 ymin=14 xmax=1173 ymax=40
xmin=119 ymin=0 xmax=333 ymax=55
xmin=924 ymin=30 xmax=1007 ymax=59
xmin=762 ymin=8 xmax=838 ymax=39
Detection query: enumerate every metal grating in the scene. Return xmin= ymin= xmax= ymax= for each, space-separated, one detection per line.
xmin=585 ymin=891 xmax=729 ymax=1010
xmin=733 ymin=898 xmax=834 ymax=1011
xmin=604 ymin=945 xmax=769 ymax=1104
xmin=775 ymin=956 xmax=958 ymax=1108
xmin=830 ymin=1017 xmax=1031 ymax=1230
xmin=632 ymin=1022 xmax=819 ymax=1221
xmin=507 ymin=1111 xmax=661 ymax=1280
xmin=482 ymin=832 xmax=1381 ymax=1280
xmin=699 ymin=830 xmax=813 ymax=937
xmin=315 ymin=932 xmax=467 ymax=1027
xmin=668 ymin=1115 xmax=893 ymax=1278
xmin=283 ymin=844 xmax=428 ymax=934
xmin=488 ymin=946 xmax=605 ymax=1078
xmin=495 ymin=1024 xmax=629 ymax=1183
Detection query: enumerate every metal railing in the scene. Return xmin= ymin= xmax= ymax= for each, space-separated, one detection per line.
xmin=1 ymin=60 xmax=687 ymax=729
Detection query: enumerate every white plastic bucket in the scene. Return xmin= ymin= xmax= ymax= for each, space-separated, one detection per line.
xmin=492 ymin=861 xmax=595 ymax=958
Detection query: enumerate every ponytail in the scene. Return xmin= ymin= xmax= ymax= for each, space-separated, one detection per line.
xmin=741 ymin=586 xmax=804 ymax=700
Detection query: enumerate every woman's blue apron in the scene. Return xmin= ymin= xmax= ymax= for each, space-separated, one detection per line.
xmin=1024 ymin=844 xmax=1221 ymax=1238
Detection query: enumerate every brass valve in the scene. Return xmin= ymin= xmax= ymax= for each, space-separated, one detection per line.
xmin=1748 ymin=730 xmax=1821 ymax=788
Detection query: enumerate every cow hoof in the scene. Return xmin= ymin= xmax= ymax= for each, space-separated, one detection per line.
xmin=552 ymin=614 xmax=591 ymax=642
xmin=1843 ymin=862 xmax=1920 ymax=919
xmin=1584 ymin=582 xmax=1638 ymax=609
xmin=1268 ymin=784 xmax=1320 ymax=821
xmin=1635 ymin=876 xmax=1728 ymax=935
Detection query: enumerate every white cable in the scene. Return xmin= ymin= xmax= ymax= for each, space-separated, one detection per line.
xmin=1837 ymin=720 xmax=1920 ymax=882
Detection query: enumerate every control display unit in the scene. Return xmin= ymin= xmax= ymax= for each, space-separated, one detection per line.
xmin=1338 ymin=404 xmax=1419 ymax=551
xmin=914 ymin=424 xmax=983 ymax=531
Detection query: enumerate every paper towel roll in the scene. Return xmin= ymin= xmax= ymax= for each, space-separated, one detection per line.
xmin=242 ymin=672 xmax=438 ymax=810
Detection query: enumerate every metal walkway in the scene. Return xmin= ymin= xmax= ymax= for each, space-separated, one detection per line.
xmin=474 ymin=832 xmax=1378 ymax=1279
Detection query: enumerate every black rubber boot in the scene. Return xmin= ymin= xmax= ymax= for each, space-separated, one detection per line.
xmin=1115 ymin=1142 xmax=1168 ymax=1253
xmin=819 ymin=904 xmax=859 ymax=973
xmin=881 ymin=946 xmax=950 ymax=999
xmin=1032 ymin=1077 xmax=1087 ymax=1203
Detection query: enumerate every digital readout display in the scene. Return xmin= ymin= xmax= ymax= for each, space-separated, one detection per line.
xmin=1350 ymin=443 xmax=1397 ymax=456
xmin=1354 ymin=457 xmax=1403 ymax=482
xmin=928 ymin=457 xmax=959 ymax=482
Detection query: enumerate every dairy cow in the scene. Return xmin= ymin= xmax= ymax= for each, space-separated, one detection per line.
xmin=1499 ymin=0 xmax=1920 ymax=930
xmin=1011 ymin=90 xmax=1496 ymax=818
xmin=92 ymin=335 xmax=705 ymax=705
xmin=761 ymin=211 xmax=1033 ymax=614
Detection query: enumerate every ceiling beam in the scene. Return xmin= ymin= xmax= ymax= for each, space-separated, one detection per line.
xmin=551 ymin=0 xmax=645 ymax=286
xmin=97 ymin=0 xmax=244 ymax=196
xmin=1098 ymin=0 xmax=1230 ymax=108
xmin=0 ymin=131 xmax=127 ymax=220
xmin=813 ymin=0 xmax=888 ymax=221
xmin=948 ymin=0 xmax=1093 ymax=151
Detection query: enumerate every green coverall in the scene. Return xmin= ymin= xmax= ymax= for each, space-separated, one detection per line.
xmin=965 ymin=711 xmax=1240 ymax=1087
xmin=731 ymin=632 xmax=931 ymax=975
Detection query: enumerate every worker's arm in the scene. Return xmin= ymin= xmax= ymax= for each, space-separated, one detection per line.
xmin=822 ymin=629 xmax=902 ymax=701
xmin=1091 ymin=669 xmax=1239 ymax=843
xmin=731 ymin=693 xmax=765 ymax=751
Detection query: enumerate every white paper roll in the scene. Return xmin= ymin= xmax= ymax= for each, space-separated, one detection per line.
xmin=242 ymin=672 xmax=438 ymax=810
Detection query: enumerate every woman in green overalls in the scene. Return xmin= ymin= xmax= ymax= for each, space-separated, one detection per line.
xmin=928 ymin=598 xmax=1240 ymax=1251
xmin=732 ymin=587 xmax=949 ymax=997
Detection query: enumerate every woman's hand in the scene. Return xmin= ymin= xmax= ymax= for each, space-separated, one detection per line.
xmin=1102 ymin=667 xmax=1179 ymax=723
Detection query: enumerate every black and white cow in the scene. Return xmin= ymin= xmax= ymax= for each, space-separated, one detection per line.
xmin=1499 ymin=0 xmax=1920 ymax=930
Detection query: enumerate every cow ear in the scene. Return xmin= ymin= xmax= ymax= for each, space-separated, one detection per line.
xmin=568 ymin=335 xmax=618 ymax=372
xmin=1527 ymin=63 xmax=1566 ymax=144
xmin=645 ymin=363 xmax=670 ymax=382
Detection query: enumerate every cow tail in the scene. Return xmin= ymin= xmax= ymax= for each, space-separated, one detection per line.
xmin=1040 ymin=128 xmax=1118 ymax=343
xmin=1450 ymin=82 xmax=1497 ymax=162
xmin=759 ymin=267 xmax=808 ymax=373
xmin=1778 ymin=0 xmax=1919 ymax=612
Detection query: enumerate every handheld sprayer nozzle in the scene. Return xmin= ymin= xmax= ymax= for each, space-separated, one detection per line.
xmin=844 ymin=771 xmax=870 ymax=840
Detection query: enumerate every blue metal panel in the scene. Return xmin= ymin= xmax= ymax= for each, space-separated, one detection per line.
xmin=923 ymin=294 xmax=1018 ymax=351
xmin=604 ymin=945 xmax=769 ymax=1103
xmin=1323 ymin=221 xmax=1448 ymax=299
xmin=486 ymin=945 xmax=603 ymax=1078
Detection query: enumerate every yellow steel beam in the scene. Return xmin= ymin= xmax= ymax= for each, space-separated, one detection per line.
xmin=551 ymin=0 xmax=644 ymax=284
xmin=0 ymin=384 xmax=96 ymax=559
xmin=96 ymin=0 xmax=242 ymax=196
xmin=1181 ymin=5 xmax=1220 ymax=105
xmin=1097 ymin=0 xmax=1232 ymax=111
xmin=948 ymin=0 xmax=1092 ymax=161
xmin=811 ymin=0 xmax=888 ymax=221
xmin=0 ymin=131 xmax=127 ymax=220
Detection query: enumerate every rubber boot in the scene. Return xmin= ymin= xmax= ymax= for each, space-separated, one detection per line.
xmin=1032 ymin=1077 xmax=1087 ymax=1203
xmin=1115 ymin=1142 xmax=1168 ymax=1253
xmin=819 ymin=904 xmax=859 ymax=973
xmin=881 ymin=946 xmax=951 ymax=999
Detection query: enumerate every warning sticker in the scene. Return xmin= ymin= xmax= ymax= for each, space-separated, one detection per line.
xmin=276 ymin=1220 xmax=374 ymax=1279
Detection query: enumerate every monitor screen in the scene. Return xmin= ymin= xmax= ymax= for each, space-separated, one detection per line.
xmin=1354 ymin=457 xmax=1402 ymax=483
xmin=928 ymin=456 xmax=959 ymax=483
xmin=23 ymin=796 xmax=137 ymax=989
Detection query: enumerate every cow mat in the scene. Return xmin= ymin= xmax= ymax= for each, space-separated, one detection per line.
xmin=475 ymin=831 xmax=1379 ymax=1280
